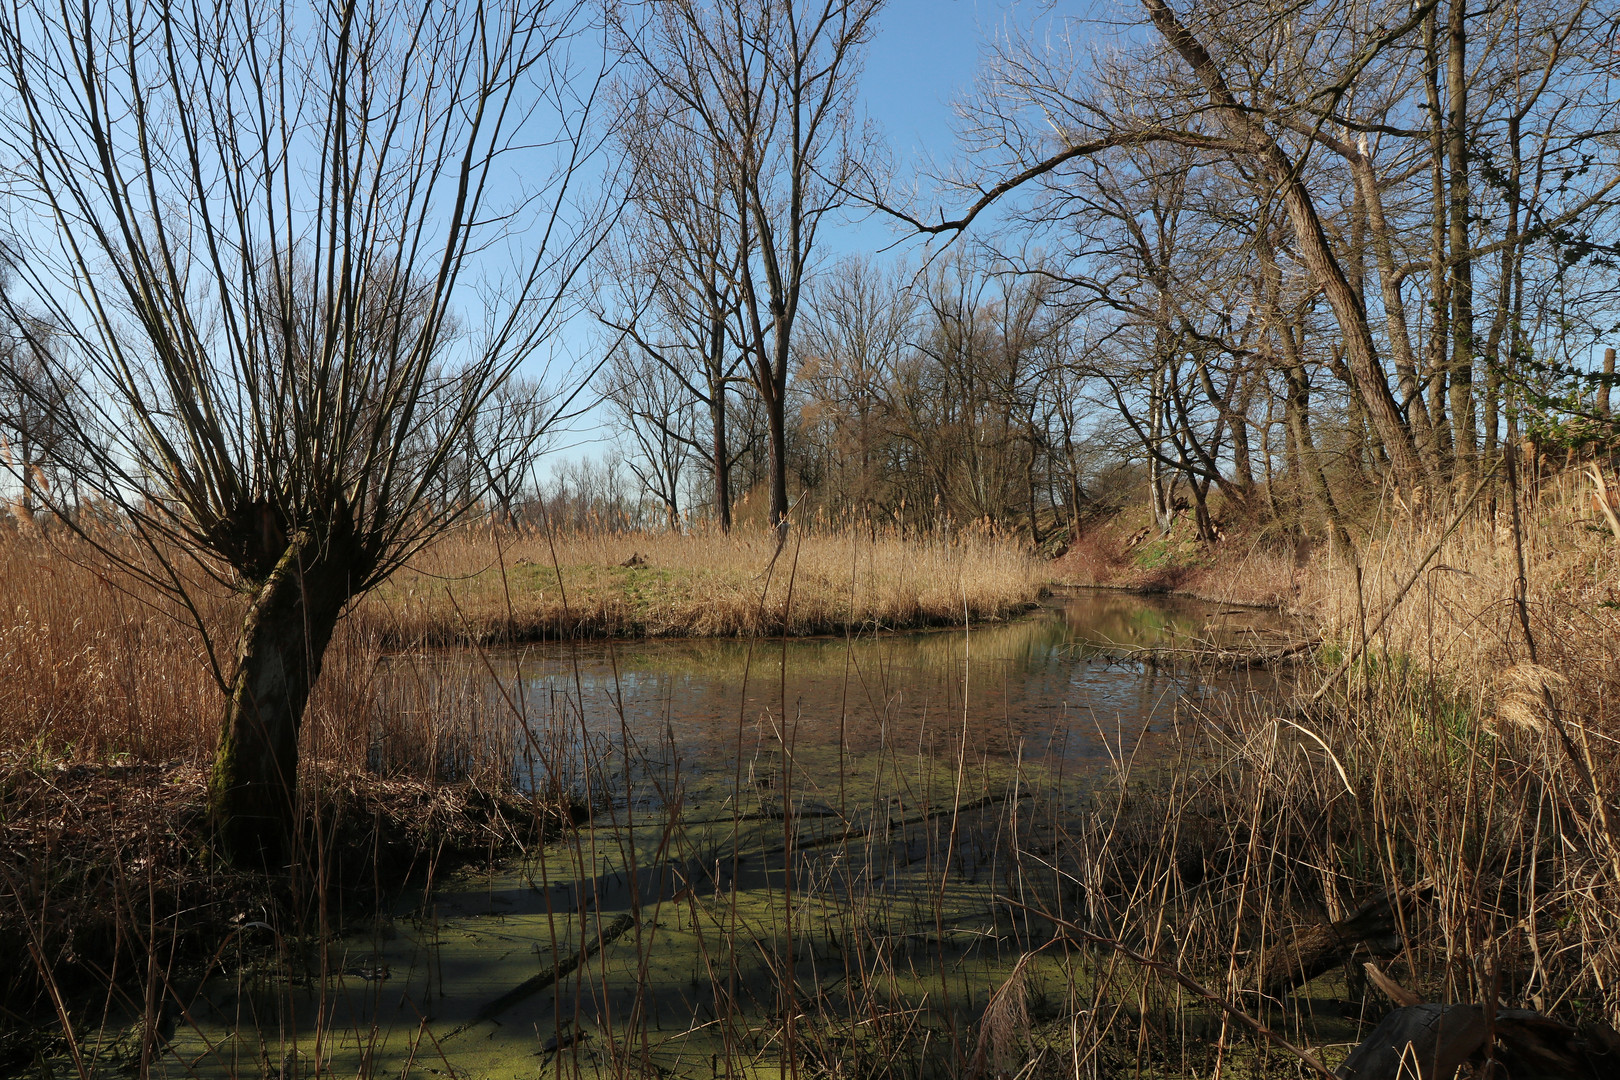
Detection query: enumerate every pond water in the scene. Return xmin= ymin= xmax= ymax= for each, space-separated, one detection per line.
xmin=159 ymin=589 xmax=1299 ymax=1079
xmin=489 ymin=588 xmax=1295 ymax=808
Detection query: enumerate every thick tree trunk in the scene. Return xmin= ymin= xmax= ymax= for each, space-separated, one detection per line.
xmin=1424 ymin=8 xmax=1455 ymax=485
xmin=1196 ymin=361 xmax=1255 ymax=505
xmin=1149 ymin=366 xmax=1176 ymax=535
xmin=766 ymin=398 xmax=790 ymax=532
xmin=711 ymin=395 xmax=732 ymax=533
xmin=765 ymin=338 xmax=792 ymax=533
xmin=1286 ymin=364 xmax=1352 ymax=552
xmin=208 ymin=532 xmax=353 ymax=866
xmin=707 ymin=304 xmax=733 ymax=534
xmin=1027 ymin=451 xmax=1042 ymax=545
xmin=1350 ymin=147 xmax=1440 ymax=480
xmin=1482 ymin=117 xmax=1520 ymax=468
xmin=1227 ymin=379 xmax=1256 ymax=494
xmin=1191 ymin=479 xmax=1215 ymax=542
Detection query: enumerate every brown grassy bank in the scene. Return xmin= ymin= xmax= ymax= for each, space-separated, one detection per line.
xmin=1030 ymin=468 xmax=1620 ymax=1070
xmin=357 ymin=524 xmax=1048 ymax=644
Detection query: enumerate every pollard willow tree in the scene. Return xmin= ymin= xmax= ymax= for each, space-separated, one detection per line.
xmin=0 ymin=0 xmax=606 ymax=863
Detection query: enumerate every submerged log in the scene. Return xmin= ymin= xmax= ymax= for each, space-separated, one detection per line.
xmin=1335 ymin=1004 xmax=1488 ymax=1079
xmin=445 ymin=912 xmax=636 ymax=1039
xmin=1336 ymin=1004 xmax=1620 ymax=1079
xmin=1258 ymin=884 xmax=1429 ymax=999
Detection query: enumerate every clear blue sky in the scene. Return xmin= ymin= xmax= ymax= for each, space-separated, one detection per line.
xmin=839 ymin=0 xmax=1016 ymax=255
xmin=865 ymin=0 xmax=1001 ymax=178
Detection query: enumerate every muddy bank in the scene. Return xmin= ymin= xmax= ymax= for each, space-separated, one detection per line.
xmin=1051 ymin=510 xmax=1319 ymax=611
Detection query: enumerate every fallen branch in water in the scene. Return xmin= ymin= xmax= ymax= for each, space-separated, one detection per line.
xmin=756 ymin=792 xmax=1026 ymax=858
xmin=1097 ymin=637 xmax=1320 ymax=669
xmin=444 ymin=911 xmax=636 ymax=1039
xmin=998 ymin=895 xmax=1337 ymax=1080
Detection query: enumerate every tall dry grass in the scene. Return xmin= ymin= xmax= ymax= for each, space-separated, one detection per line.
xmin=909 ymin=471 xmax=1620 ymax=1073
xmin=971 ymin=469 xmax=1620 ymax=1074
xmin=1242 ymin=467 xmax=1620 ymax=1029
xmin=1309 ymin=468 xmax=1620 ymax=690
xmin=0 ymin=525 xmax=220 ymax=764
xmin=0 ymin=523 xmax=515 ymax=776
xmin=359 ymin=522 xmax=1048 ymax=643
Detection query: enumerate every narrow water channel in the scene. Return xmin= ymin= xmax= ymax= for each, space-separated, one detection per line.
xmin=161 ymin=590 xmax=1297 ymax=1079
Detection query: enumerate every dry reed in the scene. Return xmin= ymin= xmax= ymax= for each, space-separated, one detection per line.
xmin=1310 ymin=470 xmax=1620 ymax=694
xmin=358 ymin=523 xmax=1048 ymax=643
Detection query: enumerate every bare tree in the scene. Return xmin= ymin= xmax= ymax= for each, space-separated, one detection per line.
xmin=795 ymin=256 xmax=915 ymax=526
xmin=0 ymin=323 xmax=80 ymax=522
xmin=601 ymin=344 xmax=699 ymax=529
xmin=0 ymin=0 xmax=607 ymax=863
xmin=894 ymin=0 xmax=1620 ymax=514
xmin=616 ymin=0 xmax=883 ymax=533
xmin=597 ymin=98 xmax=750 ymax=530
xmin=473 ymin=378 xmax=557 ymax=528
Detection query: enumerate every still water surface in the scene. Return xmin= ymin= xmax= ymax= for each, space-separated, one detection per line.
xmin=491 ymin=588 xmax=1293 ymax=806
xmin=162 ymin=589 xmax=1296 ymax=1079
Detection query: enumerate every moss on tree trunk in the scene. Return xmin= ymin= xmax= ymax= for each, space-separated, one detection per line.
xmin=208 ymin=531 xmax=355 ymax=867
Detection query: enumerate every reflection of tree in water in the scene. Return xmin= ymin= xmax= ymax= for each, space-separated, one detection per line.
xmin=374 ymin=593 xmax=1280 ymax=796
xmin=1059 ymin=596 xmax=1188 ymax=647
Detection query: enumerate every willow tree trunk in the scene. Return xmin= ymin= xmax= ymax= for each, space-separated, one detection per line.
xmin=208 ymin=533 xmax=354 ymax=866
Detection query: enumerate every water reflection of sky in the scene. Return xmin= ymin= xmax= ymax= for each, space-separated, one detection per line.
xmin=457 ymin=590 xmax=1295 ymax=803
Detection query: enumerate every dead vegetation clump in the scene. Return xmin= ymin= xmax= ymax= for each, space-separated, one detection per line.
xmin=0 ymin=756 xmax=577 ymax=1070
